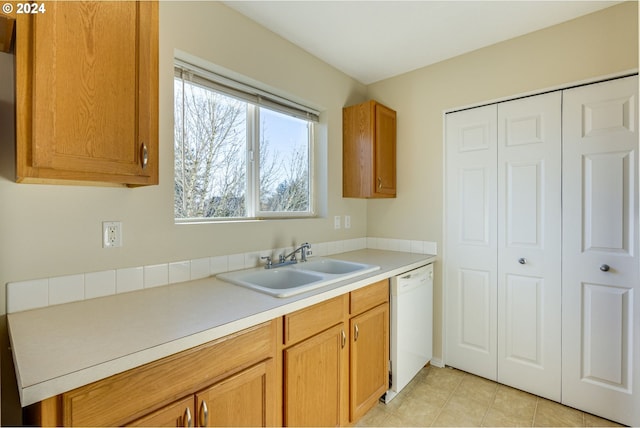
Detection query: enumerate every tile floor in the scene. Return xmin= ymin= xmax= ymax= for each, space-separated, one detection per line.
xmin=357 ymin=366 xmax=623 ymax=427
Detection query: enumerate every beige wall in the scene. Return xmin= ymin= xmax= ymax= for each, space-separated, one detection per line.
xmin=366 ymin=1 xmax=638 ymax=365
xmin=0 ymin=1 xmax=637 ymax=423
xmin=0 ymin=2 xmax=368 ymax=422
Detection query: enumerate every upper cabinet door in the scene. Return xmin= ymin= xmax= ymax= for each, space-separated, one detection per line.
xmin=15 ymin=1 xmax=158 ymax=186
xmin=343 ymin=100 xmax=396 ymax=198
xmin=374 ymin=103 xmax=397 ymax=197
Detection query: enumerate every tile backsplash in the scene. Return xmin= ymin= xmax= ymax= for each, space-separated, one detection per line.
xmin=6 ymin=237 xmax=437 ymax=314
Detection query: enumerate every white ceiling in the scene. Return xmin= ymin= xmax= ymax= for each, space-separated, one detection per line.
xmin=223 ymin=1 xmax=622 ymax=84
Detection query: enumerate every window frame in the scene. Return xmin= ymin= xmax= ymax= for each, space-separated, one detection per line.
xmin=174 ymin=60 xmax=319 ymax=222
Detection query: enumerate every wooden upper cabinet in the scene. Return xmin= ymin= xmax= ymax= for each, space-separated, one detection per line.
xmin=0 ymin=12 xmax=15 ymax=53
xmin=343 ymin=100 xmax=396 ymax=198
xmin=15 ymin=1 xmax=159 ymax=186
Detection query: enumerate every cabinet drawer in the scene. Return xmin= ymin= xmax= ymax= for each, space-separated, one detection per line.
xmin=350 ymin=279 xmax=389 ymax=315
xmin=284 ymin=295 xmax=348 ymax=346
xmin=62 ymin=321 xmax=276 ymax=427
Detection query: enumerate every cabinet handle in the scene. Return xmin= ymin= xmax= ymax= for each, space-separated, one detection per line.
xmin=140 ymin=142 xmax=149 ymax=169
xmin=600 ymin=264 xmax=610 ymax=272
xmin=341 ymin=329 xmax=346 ymax=348
xmin=518 ymin=258 xmax=527 ymax=265
xmin=354 ymin=324 xmax=359 ymax=341
xmin=183 ymin=407 xmax=192 ymax=428
xmin=199 ymin=400 xmax=209 ymax=427
xmin=377 ymin=177 xmax=382 ymax=189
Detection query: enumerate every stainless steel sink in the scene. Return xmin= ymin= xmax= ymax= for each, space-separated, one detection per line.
xmin=217 ymin=258 xmax=380 ymax=298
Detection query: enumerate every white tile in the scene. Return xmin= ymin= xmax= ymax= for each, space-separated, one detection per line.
xmin=116 ymin=267 xmax=143 ymax=294
xmin=367 ymin=237 xmax=379 ymax=249
xmin=244 ymin=251 xmax=265 ymax=268
xmin=354 ymin=237 xmax=367 ymax=250
xmin=327 ymin=240 xmax=344 ymax=255
xmin=377 ymin=238 xmax=391 ymax=250
xmin=49 ymin=274 xmax=85 ymax=306
xmin=169 ymin=261 xmax=190 ymax=284
xmin=227 ymin=253 xmax=245 ymax=271
xmin=395 ymin=239 xmax=411 ymax=252
xmin=311 ymin=242 xmax=327 ymax=257
xmin=85 ymin=270 xmax=116 ymax=299
xmin=411 ymin=240 xmax=425 ymax=254
xmin=210 ymin=255 xmax=228 ymax=275
xmin=190 ymin=258 xmax=210 ymax=280
xmin=144 ymin=264 xmax=169 ymax=288
xmin=7 ymin=279 xmax=49 ymax=313
xmin=424 ymin=241 xmax=438 ymax=255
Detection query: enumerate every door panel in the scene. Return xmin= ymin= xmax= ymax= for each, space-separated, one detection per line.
xmin=562 ymin=75 xmax=639 ymax=426
xmin=497 ymin=91 xmax=562 ymax=401
xmin=445 ymin=104 xmax=498 ymax=380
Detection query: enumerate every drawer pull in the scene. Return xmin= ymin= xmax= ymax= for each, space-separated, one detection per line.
xmin=140 ymin=142 xmax=149 ymax=169
xmin=199 ymin=400 xmax=209 ymax=427
xmin=183 ymin=407 xmax=192 ymax=427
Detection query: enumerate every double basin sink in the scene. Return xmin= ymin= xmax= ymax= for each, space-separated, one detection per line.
xmin=217 ymin=258 xmax=380 ymax=298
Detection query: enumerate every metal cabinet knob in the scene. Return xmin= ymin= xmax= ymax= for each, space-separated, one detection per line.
xmin=518 ymin=258 xmax=527 ymax=265
xmin=600 ymin=264 xmax=610 ymax=272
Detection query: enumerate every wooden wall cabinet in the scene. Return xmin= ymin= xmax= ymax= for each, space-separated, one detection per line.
xmin=14 ymin=1 xmax=159 ymax=186
xmin=0 ymin=12 xmax=15 ymax=53
xmin=343 ymin=100 xmax=396 ymax=198
xmin=27 ymin=321 xmax=277 ymax=427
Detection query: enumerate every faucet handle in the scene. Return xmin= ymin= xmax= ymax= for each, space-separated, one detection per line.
xmin=261 ymin=256 xmax=272 ymax=269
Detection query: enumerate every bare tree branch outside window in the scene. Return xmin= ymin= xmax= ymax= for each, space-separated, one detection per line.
xmin=174 ymin=77 xmax=312 ymax=220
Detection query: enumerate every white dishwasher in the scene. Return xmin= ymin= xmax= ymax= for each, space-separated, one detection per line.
xmin=385 ymin=263 xmax=433 ymax=403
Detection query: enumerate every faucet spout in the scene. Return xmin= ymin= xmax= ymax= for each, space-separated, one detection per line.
xmin=280 ymin=242 xmax=312 ymax=263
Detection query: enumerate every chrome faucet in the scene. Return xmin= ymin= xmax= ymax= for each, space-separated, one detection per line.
xmin=280 ymin=242 xmax=312 ymax=263
xmin=262 ymin=242 xmax=312 ymax=269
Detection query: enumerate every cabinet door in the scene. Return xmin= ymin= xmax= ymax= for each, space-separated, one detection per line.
xmin=195 ymin=359 xmax=274 ymax=427
xmin=444 ymin=104 xmax=498 ymax=380
xmin=284 ymin=323 xmax=348 ymax=427
xmin=562 ymin=75 xmax=639 ymax=426
xmin=374 ymin=103 xmax=396 ymax=197
xmin=127 ymin=396 xmax=194 ymax=427
xmin=16 ymin=1 xmax=158 ymax=185
xmin=350 ymin=303 xmax=389 ymax=422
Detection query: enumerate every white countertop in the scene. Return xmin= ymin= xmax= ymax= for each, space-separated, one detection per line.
xmin=8 ymin=249 xmax=435 ymax=407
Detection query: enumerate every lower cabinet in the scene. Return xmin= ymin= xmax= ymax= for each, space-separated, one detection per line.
xmin=281 ymin=280 xmax=390 ymax=427
xmin=26 ymin=321 xmax=277 ymax=427
xmin=25 ymin=279 xmax=391 ymax=427
xmin=129 ymin=360 xmax=273 ymax=427
xmin=284 ymin=323 xmax=348 ymax=427
xmin=350 ymin=302 xmax=389 ymax=421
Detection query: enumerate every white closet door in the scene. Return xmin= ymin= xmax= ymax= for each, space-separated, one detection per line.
xmin=562 ymin=75 xmax=639 ymax=426
xmin=497 ymin=92 xmax=562 ymax=401
xmin=445 ymin=104 xmax=498 ymax=380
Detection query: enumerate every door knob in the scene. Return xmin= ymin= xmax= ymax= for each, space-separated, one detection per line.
xmin=600 ymin=264 xmax=610 ymax=272
xmin=518 ymin=258 xmax=527 ymax=265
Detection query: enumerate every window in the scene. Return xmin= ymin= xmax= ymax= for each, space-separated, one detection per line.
xmin=174 ymin=61 xmax=319 ymax=221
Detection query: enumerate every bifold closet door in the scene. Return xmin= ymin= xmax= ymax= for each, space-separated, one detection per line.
xmin=562 ymin=75 xmax=639 ymax=426
xmin=497 ymin=92 xmax=562 ymax=401
xmin=445 ymin=105 xmax=498 ymax=381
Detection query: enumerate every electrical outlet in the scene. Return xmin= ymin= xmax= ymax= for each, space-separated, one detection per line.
xmin=334 ymin=215 xmax=341 ymax=229
xmin=102 ymin=222 xmax=122 ymax=248
xmin=344 ymin=215 xmax=351 ymax=229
